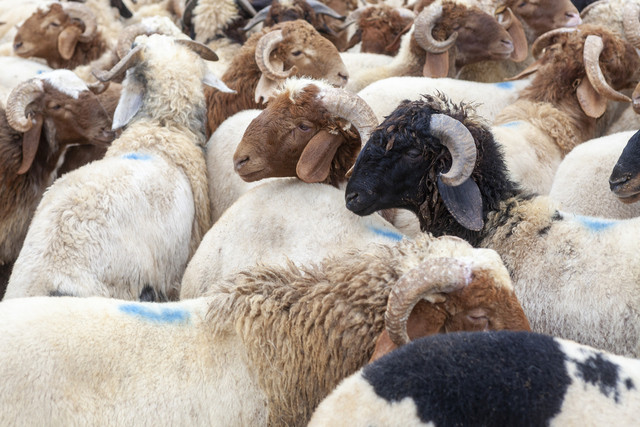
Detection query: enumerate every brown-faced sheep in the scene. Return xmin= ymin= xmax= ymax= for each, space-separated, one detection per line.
xmin=0 ymin=233 xmax=530 ymax=425
xmin=0 ymin=70 xmax=115 ymax=300
xmin=204 ymin=19 xmax=349 ymax=136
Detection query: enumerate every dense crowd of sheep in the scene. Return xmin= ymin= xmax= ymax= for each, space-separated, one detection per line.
xmin=1 ymin=0 xmax=640 ymax=424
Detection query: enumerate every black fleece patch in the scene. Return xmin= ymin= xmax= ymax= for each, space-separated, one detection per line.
xmin=362 ymin=331 xmax=571 ymax=426
xmin=571 ymin=352 xmax=625 ymax=403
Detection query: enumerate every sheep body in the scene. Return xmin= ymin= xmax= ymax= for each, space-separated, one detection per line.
xmin=309 ymin=331 xmax=640 ymax=426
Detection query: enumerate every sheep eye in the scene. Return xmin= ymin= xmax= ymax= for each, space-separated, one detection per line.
xmin=51 ymin=104 xmax=62 ymax=110
xmin=49 ymin=21 xmax=60 ymax=27
xmin=297 ymin=123 xmax=311 ymax=131
xmin=292 ymin=50 xmax=303 ymax=56
xmin=517 ymin=1 xmax=527 ymax=7
xmin=406 ymin=149 xmax=422 ymax=159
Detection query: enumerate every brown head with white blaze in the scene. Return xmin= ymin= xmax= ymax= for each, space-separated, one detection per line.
xmin=413 ymin=1 xmax=528 ymax=78
xmin=234 ymin=78 xmax=376 ymax=186
xmin=370 ymin=239 xmax=530 ymax=362
xmin=13 ymin=2 xmax=101 ymax=69
xmin=5 ymin=70 xmax=115 ymax=176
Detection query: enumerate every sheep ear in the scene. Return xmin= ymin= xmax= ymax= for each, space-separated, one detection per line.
xmin=57 ymin=26 xmax=82 ymax=60
xmin=296 ymin=130 xmax=344 ymax=183
xmin=17 ymin=115 xmax=44 ymax=175
xmin=112 ymin=82 xmax=144 ymax=129
xmin=423 ymin=51 xmax=449 ymax=78
xmin=506 ymin=16 xmax=528 ymax=62
xmin=203 ymin=72 xmax=236 ymax=94
xmin=576 ymin=77 xmax=607 ymax=118
xmin=437 ymin=177 xmax=484 ymax=231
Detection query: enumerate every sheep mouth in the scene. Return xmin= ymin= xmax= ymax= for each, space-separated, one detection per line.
xmin=345 ymin=192 xmax=379 ymax=216
xmin=237 ymin=169 xmax=266 ymax=182
xmin=614 ymin=191 xmax=640 ymax=204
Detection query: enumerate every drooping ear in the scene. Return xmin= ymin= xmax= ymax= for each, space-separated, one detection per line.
xmin=437 ymin=176 xmax=484 ymax=231
xmin=576 ymin=77 xmax=607 ymax=118
xmin=296 ymin=130 xmax=344 ymax=183
xmin=423 ymin=50 xmax=449 ymax=78
xmin=506 ymin=57 xmax=543 ymax=81
xmin=57 ymin=26 xmax=83 ymax=60
xmin=112 ymin=79 xmax=144 ymax=129
xmin=17 ymin=114 xmax=43 ymax=174
xmin=506 ymin=15 xmax=528 ymax=62
xmin=203 ymin=72 xmax=236 ymax=93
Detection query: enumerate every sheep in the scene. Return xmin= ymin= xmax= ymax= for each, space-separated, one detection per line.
xmin=309 ymin=330 xmax=640 ymax=427
xmin=4 ymin=35 xmax=233 ymax=301
xmin=548 ymin=130 xmax=640 ymax=219
xmin=204 ymin=19 xmax=349 ymax=136
xmin=0 ymin=69 xmax=116 ymax=300
xmin=580 ymin=0 xmax=640 ymax=49
xmin=489 ymin=25 xmax=639 ymax=195
xmin=609 ymin=129 xmax=640 ymax=205
xmin=345 ymin=92 xmax=640 ymax=357
xmin=345 ymin=0 xmax=525 ymax=93
xmin=0 ymin=232 xmax=530 ymax=425
xmin=182 ymin=0 xmax=257 ymax=46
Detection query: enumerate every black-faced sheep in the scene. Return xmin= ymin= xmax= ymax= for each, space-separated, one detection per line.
xmin=310 ymin=330 xmax=640 ymax=426
xmin=345 ymin=93 xmax=640 ymax=357
xmin=0 ymin=233 xmax=530 ymax=425
xmin=610 ymin=129 xmax=640 ymax=205
xmin=0 ymin=69 xmax=116 ymax=300
xmin=5 ymin=35 xmax=232 ymax=301
xmin=204 ymin=19 xmax=349 ymax=136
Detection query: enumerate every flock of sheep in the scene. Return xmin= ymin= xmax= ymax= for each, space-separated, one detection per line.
xmin=1 ymin=0 xmax=640 ymax=425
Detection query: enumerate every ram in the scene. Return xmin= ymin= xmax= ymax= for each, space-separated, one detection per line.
xmin=5 ymin=35 xmax=232 ymax=301
xmin=345 ymin=93 xmax=640 ymax=357
xmin=310 ymin=331 xmax=640 ymax=426
xmin=0 ymin=233 xmax=529 ymax=425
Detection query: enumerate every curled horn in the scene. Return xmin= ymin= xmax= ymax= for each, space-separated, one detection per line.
xmin=317 ymin=87 xmax=378 ymax=145
xmin=338 ymin=6 xmax=366 ymax=30
xmin=531 ymin=27 xmax=579 ymax=59
xmin=306 ymin=0 xmax=345 ymax=20
xmin=175 ymin=39 xmax=219 ymax=61
xmin=6 ymin=79 xmax=44 ymax=132
xmin=430 ymin=113 xmax=477 ymax=187
xmin=255 ymin=30 xmax=298 ymax=80
xmin=385 ymin=258 xmax=471 ymax=346
xmin=583 ymin=35 xmax=631 ymax=102
xmin=236 ymin=0 xmax=257 ymax=16
xmin=93 ymin=44 xmax=144 ymax=82
xmin=623 ymin=2 xmax=640 ymax=50
xmin=498 ymin=6 xmax=513 ymax=29
xmin=413 ymin=3 xmax=457 ymax=54
xmin=116 ymin=23 xmax=154 ymax=59
xmin=61 ymin=2 xmax=97 ymax=42
xmin=242 ymin=6 xmax=271 ymax=31
xmin=579 ymin=0 xmax=607 ymax=19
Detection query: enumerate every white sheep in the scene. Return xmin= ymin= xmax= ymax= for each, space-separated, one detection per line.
xmin=310 ymin=331 xmax=640 ymax=426
xmin=5 ymin=34 xmax=233 ymax=301
xmin=548 ymin=130 xmax=640 ymax=219
xmin=0 ymin=233 xmax=530 ymax=425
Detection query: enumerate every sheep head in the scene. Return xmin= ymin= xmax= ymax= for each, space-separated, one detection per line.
xmin=5 ymin=70 xmax=115 ymax=175
xmin=13 ymin=3 xmax=98 ymax=67
xmin=413 ymin=1 xmax=525 ymax=78
xmin=345 ymin=94 xmax=515 ymax=245
xmin=503 ymin=0 xmax=581 ymax=41
xmin=609 ymin=130 xmax=640 ymax=204
xmin=252 ymin=20 xmax=349 ymax=103
xmin=370 ymin=244 xmax=530 ymax=362
xmin=342 ymin=4 xmax=415 ymax=56
xmin=517 ymin=25 xmax=640 ymax=119
xmin=234 ymin=78 xmax=376 ymax=185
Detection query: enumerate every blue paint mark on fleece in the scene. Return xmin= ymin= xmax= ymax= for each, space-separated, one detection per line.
xmin=494 ymin=81 xmax=514 ymax=90
xmin=368 ymin=226 xmax=404 ymax=242
xmin=122 ymin=152 xmax=152 ymax=161
xmin=119 ymin=304 xmax=191 ymax=324
xmin=499 ymin=121 xmax=522 ymax=128
xmin=575 ymin=215 xmax=617 ymax=232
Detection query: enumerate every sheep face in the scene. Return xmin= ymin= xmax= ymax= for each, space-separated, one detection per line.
xmin=234 ymin=81 xmax=358 ymax=185
xmin=345 ymin=95 xmax=514 ymax=244
xmin=13 ymin=3 xmax=97 ymax=67
xmin=507 ymin=0 xmax=581 ymax=38
xmin=609 ymin=130 xmax=640 ymax=204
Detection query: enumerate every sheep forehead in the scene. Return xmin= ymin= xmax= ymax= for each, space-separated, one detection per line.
xmin=40 ymin=69 xmax=88 ymax=99
xmin=36 ymin=1 xmax=57 ymax=15
xmin=138 ymin=16 xmax=184 ymax=38
xmin=276 ymin=77 xmax=332 ymax=103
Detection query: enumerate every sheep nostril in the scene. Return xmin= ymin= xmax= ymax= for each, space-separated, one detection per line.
xmin=345 ymin=192 xmax=359 ymax=206
xmin=234 ymin=156 xmax=249 ymax=172
xmin=338 ymin=72 xmax=349 ymax=83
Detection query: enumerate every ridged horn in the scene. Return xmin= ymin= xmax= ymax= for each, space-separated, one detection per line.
xmin=498 ymin=6 xmax=513 ymax=29
xmin=385 ymin=258 xmax=471 ymax=346
xmin=531 ymin=27 xmax=579 ymax=59
xmin=583 ymin=35 xmax=631 ymax=103
xmin=255 ymin=30 xmax=298 ymax=80
xmin=236 ymin=0 xmax=257 ymax=16
xmin=175 ymin=39 xmax=219 ymax=61
xmin=413 ymin=3 xmax=457 ymax=54
xmin=579 ymin=0 xmax=607 ymax=19
xmin=306 ymin=0 xmax=345 ymax=21
xmin=93 ymin=44 xmax=143 ymax=82
xmin=6 ymin=79 xmax=44 ymax=132
xmin=429 ymin=113 xmax=477 ymax=187
xmin=623 ymin=2 xmax=640 ymax=50
xmin=317 ymin=86 xmax=378 ymax=145
xmin=116 ymin=23 xmax=153 ymax=59
xmin=61 ymin=2 xmax=97 ymax=42
xmin=242 ymin=5 xmax=271 ymax=31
